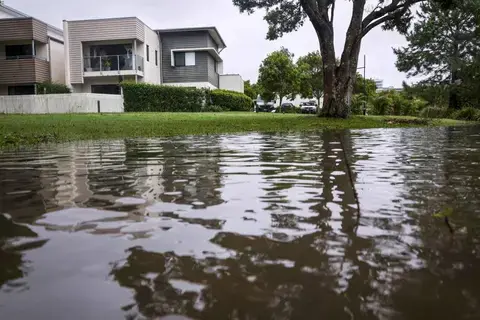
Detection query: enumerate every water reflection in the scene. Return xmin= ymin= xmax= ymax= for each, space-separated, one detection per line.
xmin=1 ymin=127 xmax=480 ymax=319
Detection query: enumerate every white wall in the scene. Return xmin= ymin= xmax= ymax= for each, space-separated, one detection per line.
xmin=219 ymin=74 xmax=244 ymax=93
xmin=163 ymin=82 xmax=217 ymax=90
xmin=0 ymin=93 xmax=123 ymax=113
xmin=49 ymin=39 xmax=65 ymax=84
xmin=143 ymin=25 xmax=161 ymax=84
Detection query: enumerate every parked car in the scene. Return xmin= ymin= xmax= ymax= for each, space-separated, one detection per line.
xmin=300 ymin=102 xmax=317 ymax=114
xmin=255 ymin=102 xmax=275 ymax=112
xmin=274 ymin=103 xmax=297 ymax=113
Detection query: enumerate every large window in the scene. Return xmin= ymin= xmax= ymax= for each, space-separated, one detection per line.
xmin=5 ymin=44 xmax=33 ymax=59
xmin=174 ymin=52 xmax=195 ymax=67
xmin=8 ymin=85 xmax=35 ymax=95
xmin=91 ymin=84 xmax=121 ymax=95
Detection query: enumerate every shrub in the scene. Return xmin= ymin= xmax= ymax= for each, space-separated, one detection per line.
xmin=121 ymin=82 xmax=204 ymax=112
xmin=452 ymin=107 xmax=480 ymax=121
xmin=37 ymin=82 xmax=71 ymax=94
xmin=419 ymin=107 xmax=447 ymax=118
xmin=209 ymin=89 xmax=253 ymax=111
xmin=201 ymin=105 xmax=224 ymax=112
xmin=372 ymin=94 xmax=393 ymax=115
xmin=351 ymin=94 xmax=369 ymax=115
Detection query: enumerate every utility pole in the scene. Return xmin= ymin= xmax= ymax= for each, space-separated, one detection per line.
xmin=357 ymin=55 xmax=367 ymax=115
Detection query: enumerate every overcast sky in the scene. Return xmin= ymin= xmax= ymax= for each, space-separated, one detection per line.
xmin=10 ymin=0 xmax=411 ymax=87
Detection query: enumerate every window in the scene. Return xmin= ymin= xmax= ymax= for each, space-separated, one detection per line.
xmin=146 ymin=45 xmax=150 ymax=62
xmin=174 ymin=52 xmax=185 ymax=67
xmin=173 ymin=52 xmax=195 ymax=67
xmin=5 ymin=44 xmax=33 ymax=59
xmin=155 ymin=50 xmax=158 ymax=66
xmin=8 ymin=85 xmax=35 ymax=95
xmin=91 ymin=84 xmax=121 ymax=95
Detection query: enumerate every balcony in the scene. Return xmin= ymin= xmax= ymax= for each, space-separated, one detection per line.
xmin=0 ymin=55 xmax=49 ymax=85
xmin=83 ymin=54 xmax=144 ymax=77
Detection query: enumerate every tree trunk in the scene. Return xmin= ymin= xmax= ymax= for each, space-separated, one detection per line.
xmin=301 ymin=0 xmax=366 ymax=118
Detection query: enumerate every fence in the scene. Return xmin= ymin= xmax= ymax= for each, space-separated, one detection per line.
xmin=0 ymin=93 xmax=124 ymax=114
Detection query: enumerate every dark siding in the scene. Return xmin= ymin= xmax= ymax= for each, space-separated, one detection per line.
xmin=207 ymin=54 xmax=219 ymax=88
xmin=160 ymin=31 xmax=210 ymax=83
xmin=0 ymin=18 xmax=48 ymax=43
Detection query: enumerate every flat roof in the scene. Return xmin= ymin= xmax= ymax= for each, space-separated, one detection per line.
xmin=156 ymin=26 xmax=226 ymax=50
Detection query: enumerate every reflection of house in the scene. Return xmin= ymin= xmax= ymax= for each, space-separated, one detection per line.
xmin=64 ymin=19 xmax=244 ymax=93
xmin=0 ymin=3 xmax=65 ymax=95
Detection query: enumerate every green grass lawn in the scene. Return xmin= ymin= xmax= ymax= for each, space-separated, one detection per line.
xmin=0 ymin=112 xmax=468 ymax=148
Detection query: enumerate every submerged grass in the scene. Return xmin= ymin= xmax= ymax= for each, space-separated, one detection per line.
xmin=0 ymin=112 xmax=469 ymax=148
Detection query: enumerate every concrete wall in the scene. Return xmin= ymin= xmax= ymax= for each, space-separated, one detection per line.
xmin=143 ymin=25 xmax=161 ymax=84
xmin=49 ymin=39 xmax=65 ymax=84
xmin=0 ymin=93 xmax=123 ymax=113
xmin=219 ymin=74 xmax=244 ymax=93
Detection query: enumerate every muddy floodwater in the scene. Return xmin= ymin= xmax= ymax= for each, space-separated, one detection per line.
xmin=1 ymin=126 xmax=480 ymax=320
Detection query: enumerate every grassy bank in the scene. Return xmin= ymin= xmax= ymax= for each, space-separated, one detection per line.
xmin=0 ymin=112 xmax=468 ymax=148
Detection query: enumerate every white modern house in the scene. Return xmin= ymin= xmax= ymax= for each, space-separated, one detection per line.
xmin=0 ymin=2 xmax=65 ymax=95
xmin=64 ymin=19 xmax=244 ymax=94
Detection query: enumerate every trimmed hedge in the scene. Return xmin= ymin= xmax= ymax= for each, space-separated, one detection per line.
xmin=121 ymin=82 xmax=204 ymax=112
xmin=37 ymin=82 xmax=71 ymax=94
xmin=121 ymin=83 xmax=253 ymax=112
xmin=208 ymin=89 xmax=253 ymax=111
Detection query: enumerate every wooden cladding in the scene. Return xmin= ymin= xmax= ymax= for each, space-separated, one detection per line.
xmin=0 ymin=58 xmax=50 ymax=84
xmin=0 ymin=18 xmax=48 ymax=43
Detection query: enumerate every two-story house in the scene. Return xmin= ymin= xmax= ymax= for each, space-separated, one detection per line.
xmin=64 ymin=18 xmax=244 ymax=94
xmin=0 ymin=3 xmax=65 ymax=95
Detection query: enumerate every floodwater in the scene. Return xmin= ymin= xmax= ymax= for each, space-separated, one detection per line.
xmin=1 ymin=126 xmax=480 ymax=320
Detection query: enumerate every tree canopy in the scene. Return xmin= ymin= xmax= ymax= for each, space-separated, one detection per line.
xmin=257 ymin=47 xmax=298 ymax=106
xmin=296 ymin=51 xmax=323 ymax=106
xmin=394 ymin=0 xmax=480 ymax=109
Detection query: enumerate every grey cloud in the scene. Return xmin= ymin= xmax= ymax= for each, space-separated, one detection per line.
xmin=11 ymin=0 xmax=410 ymax=86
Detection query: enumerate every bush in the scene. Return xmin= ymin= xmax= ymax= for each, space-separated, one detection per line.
xmin=452 ymin=107 xmax=480 ymax=121
xmin=351 ymin=94 xmax=369 ymax=115
xmin=209 ymin=89 xmax=253 ymax=111
xmin=121 ymin=82 xmax=204 ymax=112
xmin=201 ymin=105 xmax=224 ymax=112
xmin=372 ymin=94 xmax=393 ymax=115
xmin=419 ymin=107 xmax=447 ymax=119
xmin=37 ymin=82 xmax=71 ymax=94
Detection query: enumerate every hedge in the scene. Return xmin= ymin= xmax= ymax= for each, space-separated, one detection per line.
xmin=208 ymin=89 xmax=253 ymax=111
xmin=37 ymin=82 xmax=71 ymax=94
xmin=121 ymin=82 xmax=204 ymax=112
xmin=121 ymin=82 xmax=253 ymax=112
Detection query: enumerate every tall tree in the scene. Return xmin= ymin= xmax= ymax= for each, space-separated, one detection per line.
xmin=394 ymin=0 xmax=480 ymax=109
xmin=232 ymin=0 xmax=444 ymax=118
xmin=297 ymin=51 xmax=324 ymax=108
xmin=257 ymin=47 xmax=298 ymax=106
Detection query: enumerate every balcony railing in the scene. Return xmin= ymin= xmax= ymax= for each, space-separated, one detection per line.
xmin=83 ymin=54 xmax=144 ymax=73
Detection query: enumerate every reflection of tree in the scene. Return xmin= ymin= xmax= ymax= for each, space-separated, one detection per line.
xmin=0 ymin=215 xmax=47 ymax=289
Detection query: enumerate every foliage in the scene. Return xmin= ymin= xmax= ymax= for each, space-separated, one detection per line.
xmin=232 ymin=0 xmax=439 ymax=117
xmin=209 ymin=89 xmax=253 ymax=111
xmin=351 ymin=94 xmax=369 ymax=115
xmin=419 ymin=107 xmax=448 ymax=118
xmin=296 ymin=51 xmax=323 ymax=105
xmin=394 ymin=0 xmax=480 ymax=109
xmin=201 ymin=105 xmax=225 ymax=112
xmin=121 ymin=82 xmax=204 ymax=112
xmin=36 ymin=82 xmax=71 ymax=94
xmin=372 ymin=94 xmax=394 ymax=116
xmin=402 ymin=82 xmax=449 ymax=108
xmin=0 ymin=113 xmax=464 ymax=148
xmin=258 ymin=47 xmax=298 ymax=105
xmin=244 ymin=80 xmax=260 ymax=100
xmin=452 ymin=107 xmax=480 ymax=121
xmin=354 ymin=73 xmax=377 ymax=98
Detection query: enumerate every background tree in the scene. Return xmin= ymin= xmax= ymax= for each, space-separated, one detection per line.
xmin=394 ymin=0 xmax=480 ymax=110
xmin=232 ymin=0 xmax=450 ymax=118
xmin=257 ymin=48 xmax=298 ymax=106
xmin=297 ymin=51 xmax=323 ymax=108
xmin=244 ymin=80 xmax=259 ymax=100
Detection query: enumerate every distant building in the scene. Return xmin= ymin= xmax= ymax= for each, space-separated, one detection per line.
xmin=374 ymin=79 xmax=384 ymax=89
